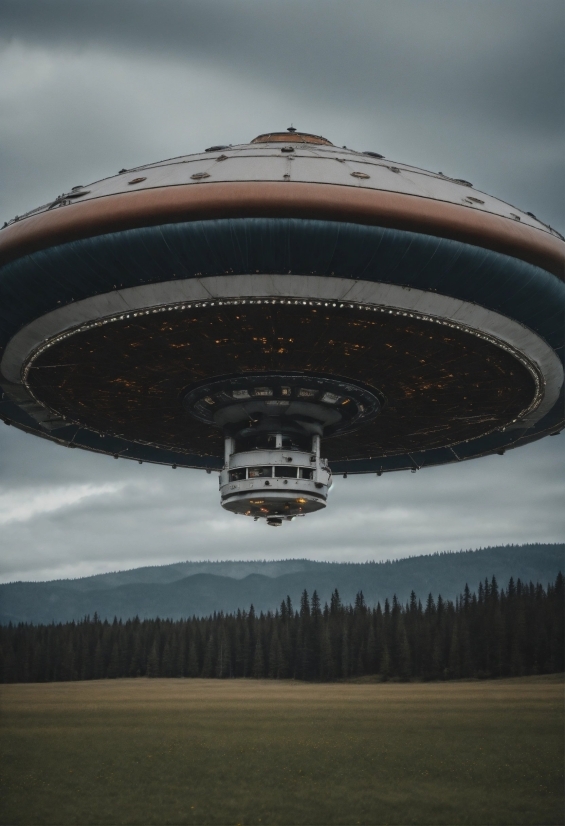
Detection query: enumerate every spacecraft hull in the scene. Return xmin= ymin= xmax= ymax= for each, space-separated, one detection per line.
xmin=0 ymin=133 xmax=563 ymax=483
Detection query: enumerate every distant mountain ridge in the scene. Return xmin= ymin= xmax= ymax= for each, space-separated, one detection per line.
xmin=36 ymin=559 xmax=318 ymax=590
xmin=0 ymin=543 xmax=562 ymax=625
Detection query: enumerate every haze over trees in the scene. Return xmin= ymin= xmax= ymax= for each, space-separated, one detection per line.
xmin=1 ymin=574 xmax=562 ymax=683
xmin=1 ymin=543 xmax=562 ymax=625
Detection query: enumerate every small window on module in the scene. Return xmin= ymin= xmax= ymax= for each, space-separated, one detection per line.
xmin=248 ymin=467 xmax=273 ymax=478
xmin=229 ymin=468 xmax=246 ymax=482
xmin=299 ymin=468 xmax=314 ymax=480
xmin=275 ymin=467 xmax=298 ymax=478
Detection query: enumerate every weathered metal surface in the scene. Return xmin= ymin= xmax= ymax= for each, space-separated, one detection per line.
xmin=23 ymin=300 xmax=536 ymax=462
xmin=1 ymin=135 xmax=562 ymax=275
xmin=251 ymin=130 xmax=333 ymax=144
xmin=4 ymin=274 xmax=560 ymax=428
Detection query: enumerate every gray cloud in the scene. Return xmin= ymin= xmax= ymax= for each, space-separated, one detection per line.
xmin=1 ymin=424 xmax=563 ymax=583
xmin=1 ymin=1 xmax=563 ymax=225
xmin=0 ymin=0 xmax=563 ymax=580
xmin=1 ymin=1 xmax=562 ymax=131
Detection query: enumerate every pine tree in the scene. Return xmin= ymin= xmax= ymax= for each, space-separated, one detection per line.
xmin=311 ymin=591 xmax=321 ymax=618
xmin=242 ymin=624 xmax=252 ymax=677
xmin=202 ymin=633 xmax=216 ymax=678
xmin=187 ymin=638 xmax=200 ymax=678
xmin=215 ymin=630 xmax=230 ymax=678
xmin=94 ymin=639 xmax=105 ymax=680
xmin=107 ymin=641 xmax=120 ymax=679
xmin=300 ymin=590 xmax=311 ymax=618
xmin=431 ymin=633 xmax=442 ymax=680
xmin=146 ymin=641 xmax=159 ymax=678
xmin=340 ymin=620 xmax=350 ymax=679
xmin=319 ymin=624 xmax=335 ymax=681
xmin=252 ymin=638 xmax=265 ymax=679
xmin=129 ymin=632 xmax=143 ymax=678
xmin=268 ymin=630 xmax=281 ymax=679
xmin=551 ymin=572 xmax=564 ymax=672
xmin=354 ymin=591 xmax=366 ymax=613
xmin=366 ymin=623 xmax=377 ymax=675
xmin=448 ymin=621 xmax=460 ymax=679
xmin=244 ymin=607 xmax=256 ymax=677
xmin=1 ymin=638 xmax=16 ymax=683
xmin=176 ymin=634 xmax=187 ymax=677
xmin=161 ymin=640 xmax=173 ymax=678
xmin=458 ymin=614 xmax=473 ymax=677
xmin=395 ymin=616 xmax=411 ymax=681
xmin=380 ymin=642 xmax=390 ymax=682
xmin=330 ymin=589 xmax=342 ymax=615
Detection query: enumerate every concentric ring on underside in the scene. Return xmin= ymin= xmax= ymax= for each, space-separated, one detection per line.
xmin=18 ymin=284 xmax=546 ymax=463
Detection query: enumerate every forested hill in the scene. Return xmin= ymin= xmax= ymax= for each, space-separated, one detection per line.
xmin=0 ymin=543 xmax=562 ymax=625
xmin=2 ymin=574 xmax=563 ymax=684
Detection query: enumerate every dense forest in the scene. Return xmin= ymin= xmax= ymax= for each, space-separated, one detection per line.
xmin=1 ymin=574 xmax=562 ymax=683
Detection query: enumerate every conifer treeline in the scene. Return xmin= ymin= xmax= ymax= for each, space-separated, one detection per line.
xmin=1 ymin=575 xmax=563 ymax=683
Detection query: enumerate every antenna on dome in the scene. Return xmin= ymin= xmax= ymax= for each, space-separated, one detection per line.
xmin=287 ymin=126 xmax=297 ymax=133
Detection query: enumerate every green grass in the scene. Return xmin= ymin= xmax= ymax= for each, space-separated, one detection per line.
xmin=0 ymin=676 xmax=563 ymax=825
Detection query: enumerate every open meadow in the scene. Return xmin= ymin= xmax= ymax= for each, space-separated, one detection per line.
xmin=0 ymin=675 xmax=563 ymax=826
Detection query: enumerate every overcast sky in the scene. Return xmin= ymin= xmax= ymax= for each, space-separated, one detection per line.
xmin=0 ymin=0 xmax=563 ymax=583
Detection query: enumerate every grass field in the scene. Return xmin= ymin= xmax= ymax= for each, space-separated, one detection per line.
xmin=0 ymin=676 xmax=563 ymax=825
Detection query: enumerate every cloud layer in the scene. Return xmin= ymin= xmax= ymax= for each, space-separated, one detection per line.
xmin=1 ymin=424 xmax=563 ymax=583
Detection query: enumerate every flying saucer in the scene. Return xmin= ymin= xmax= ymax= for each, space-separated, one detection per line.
xmin=1 ymin=129 xmax=563 ymax=524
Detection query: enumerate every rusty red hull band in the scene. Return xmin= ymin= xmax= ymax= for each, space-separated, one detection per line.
xmin=1 ymin=182 xmax=563 ymax=277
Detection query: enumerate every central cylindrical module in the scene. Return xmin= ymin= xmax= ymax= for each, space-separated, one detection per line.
xmin=184 ymin=372 xmax=383 ymax=523
xmin=220 ymin=437 xmax=331 ymax=526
